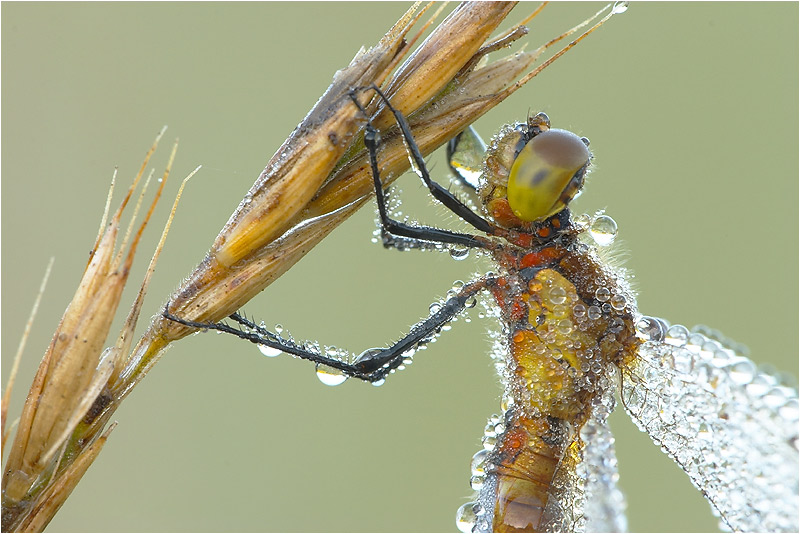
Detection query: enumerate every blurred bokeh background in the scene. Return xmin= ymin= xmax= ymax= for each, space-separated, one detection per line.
xmin=2 ymin=3 xmax=797 ymax=532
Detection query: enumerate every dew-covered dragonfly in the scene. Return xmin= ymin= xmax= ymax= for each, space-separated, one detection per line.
xmin=167 ymin=85 xmax=799 ymax=532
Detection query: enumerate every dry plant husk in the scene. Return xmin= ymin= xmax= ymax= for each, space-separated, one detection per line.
xmin=2 ymin=2 xmax=621 ymax=530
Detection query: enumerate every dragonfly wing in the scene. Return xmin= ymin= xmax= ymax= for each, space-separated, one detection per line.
xmin=620 ymin=324 xmax=799 ymax=532
xmin=579 ymin=389 xmax=628 ymax=533
xmin=539 ymin=384 xmax=628 ymax=533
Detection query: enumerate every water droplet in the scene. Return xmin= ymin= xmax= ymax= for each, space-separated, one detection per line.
xmin=450 ymin=245 xmax=470 ymax=260
xmin=587 ymin=305 xmax=602 ymax=320
xmin=665 ymin=324 xmax=690 ymax=346
xmin=471 ymin=449 xmax=489 ymax=475
xmin=573 ymin=303 xmax=586 ymax=318
xmin=574 ymin=213 xmax=591 ymax=229
xmin=483 ymin=422 xmax=497 ymax=438
xmin=274 ymin=324 xmax=284 ymax=334
xmin=456 ymin=502 xmax=478 ymax=533
xmin=429 ymin=302 xmax=442 ymax=314
xmin=636 ymin=316 xmax=667 ymax=341
xmin=258 ymin=344 xmax=282 ymax=357
xmin=595 ymin=286 xmax=611 ymax=302
xmin=589 ymin=215 xmax=618 ymax=246
xmin=727 ymin=358 xmax=756 ymax=385
xmin=557 ymin=319 xmax=573 ymax=335
xmin=470 ymin=475 xmax=485 ymax=490
xmin=315 ymin=363 xmax=347 ymax=386
xmin=357 ymin=348 xmax=383 ymax=364
xmin=548 ymin=285 xmax=567 ymax=304
xmin=612 ymin=1 xmax=629 ymax=14
xmin=371 ymin=378 xmax=385 ymax=387
xmin=465 ymin=296 xmax=477 ymax=308
xmin=610 ymin=293 xmax=626 ymax=310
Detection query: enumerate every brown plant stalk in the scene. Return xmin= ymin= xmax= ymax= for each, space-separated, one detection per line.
xmin=1 ymin=2 xmax=625 ymax=530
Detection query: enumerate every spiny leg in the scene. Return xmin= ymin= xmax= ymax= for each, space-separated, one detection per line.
xmin=163 ymin=278 xmax=490 ymax=384
xmin=350 ymin=85 xmax=496 ymax=251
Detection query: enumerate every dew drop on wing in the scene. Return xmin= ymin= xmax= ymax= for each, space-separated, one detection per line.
xmin=635 ymin=315 xmax=668 ymax=342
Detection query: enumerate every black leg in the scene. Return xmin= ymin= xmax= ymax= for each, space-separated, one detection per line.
xmin=349 ymin=85 xmax=496 ymax=250
xmin=163 ymin=278 xmax=490 ymax=383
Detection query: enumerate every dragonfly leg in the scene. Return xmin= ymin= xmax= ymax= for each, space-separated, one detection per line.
xmin=163 ymin=277 xmax=490 ymax=383
xmin=349 ymin=86 xmax=494 ymax=251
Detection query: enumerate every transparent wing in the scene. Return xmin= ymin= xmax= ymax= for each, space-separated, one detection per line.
xmin=580 ymin=385 xmax=628 ymax=533
xmin=621 ymin=320 xmax=799 ymax=532
xmin=542 ymin=382 xmax=628 ymax=533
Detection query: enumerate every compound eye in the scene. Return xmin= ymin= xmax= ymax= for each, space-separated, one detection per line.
xmin=507 ymin=128 xmax=590 ymax=221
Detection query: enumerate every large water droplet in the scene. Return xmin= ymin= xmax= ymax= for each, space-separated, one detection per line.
xmin=456 ymin=502 xmax=478 ymax=533
xmin=470 ymin=475 xmax=485 ymax=490
xmin=589 ymin=215 xmax=618 ymax=246
xmin=258 ymin=344 xmax=282 ymax=358
xmin=315 ymin=363 xmax=348 ymax=386
xmin=727 ymin=358 xmax=756 ymax=385
xmin=450 ymin=245 xmax=470 ymax=261
xmin=548 ymin=285 xmax=567 ymax=305
xmin=636 ymin=316 xmax=667 ymax=342
xmin=595 ymin=286 xmax=611 ymax=302
xmin=471 ymin=449 xmax=489 ymax=475
xmin=612 ymin=1 xmax=629 ymax=14
xmin=557 ymin=319 xmax=573 ymax=335
xmin=665 ymin=324 xmax=690 ymax=346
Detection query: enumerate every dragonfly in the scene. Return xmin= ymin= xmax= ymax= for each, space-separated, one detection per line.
xmin=166 ymin=86 xmax=799 ymax=532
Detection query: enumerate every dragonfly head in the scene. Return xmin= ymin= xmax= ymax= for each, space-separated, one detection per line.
xmin=482 ymin=115 xmax=590 ymax=229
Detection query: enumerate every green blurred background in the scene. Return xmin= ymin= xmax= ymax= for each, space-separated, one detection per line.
xmin=2 ymin=2 xmax=797 ymax=532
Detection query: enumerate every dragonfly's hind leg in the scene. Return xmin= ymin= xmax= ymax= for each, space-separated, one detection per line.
xmin=163 ymin=277 xmax=490 ymax=384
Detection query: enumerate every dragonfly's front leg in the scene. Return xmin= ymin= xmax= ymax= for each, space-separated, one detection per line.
xmin=349 ymin=86 xmax=493 ymax=253
xmin=163 ymin=277 xmax=490 ymax=384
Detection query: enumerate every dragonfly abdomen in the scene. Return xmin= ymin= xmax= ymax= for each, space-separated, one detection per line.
xmin=489 ymin=412 xmax=574 ymax=532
